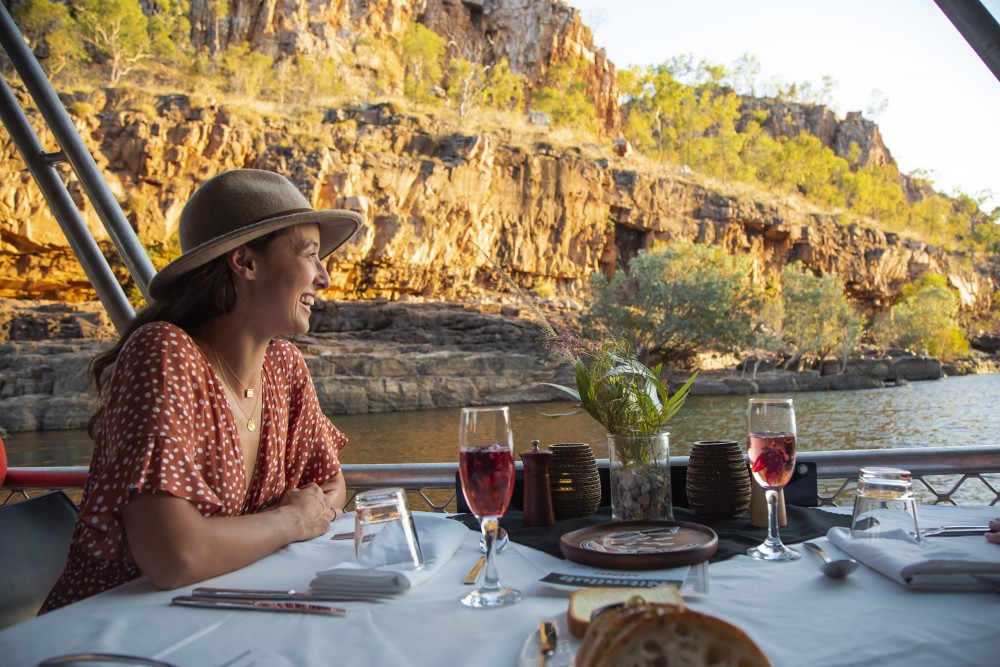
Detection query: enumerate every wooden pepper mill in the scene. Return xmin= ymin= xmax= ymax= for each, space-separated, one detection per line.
xmin=519 ymin=440 xmax=556 ymax=527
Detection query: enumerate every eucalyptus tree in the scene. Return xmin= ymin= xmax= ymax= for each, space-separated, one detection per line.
xmin=402 ymin=22 xmax=446 ymax=108
xmin=779 ymin=262 xmax=861 ymax=371
xmin=74 ymin=0 xmax=151 ymax=84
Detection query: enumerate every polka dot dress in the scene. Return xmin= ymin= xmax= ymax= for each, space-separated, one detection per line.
xmin=41 ymin=321 xmax=347 ymax=611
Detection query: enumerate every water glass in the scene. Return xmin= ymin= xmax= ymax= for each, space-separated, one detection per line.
xmin=354 ymin=487 xmax=424 ymax=570
xmin=850 ymin=467 xmax=920 ymax=542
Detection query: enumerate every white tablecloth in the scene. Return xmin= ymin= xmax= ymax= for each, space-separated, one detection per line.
xmin=2 ymin=506 xmax=999 ymax=667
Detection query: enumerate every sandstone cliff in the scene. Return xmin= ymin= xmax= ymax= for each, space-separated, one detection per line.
xmin=2 ymin=89 xmax=996 ymax=315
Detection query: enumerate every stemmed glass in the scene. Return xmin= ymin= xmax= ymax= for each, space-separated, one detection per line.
xmin=746 ymin=398 xmax=801 ymax=561
xmin=457 ymin=406 xmax=522 ymax=608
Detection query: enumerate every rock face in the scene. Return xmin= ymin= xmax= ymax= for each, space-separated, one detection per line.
xmin=4 ymin=297 xmax=991 ymax=437
xmin=739 ymin=100 xmax=894 ymax=170
xmin=185 ymin=0 xmax=621 ymax=134
xmin=0 ymin=297 xmax=577 ymax=434
xmin=2 ymin=91 xmax=996 ymax=316
xmin=4 ymin=0 xmax=993 ymax=314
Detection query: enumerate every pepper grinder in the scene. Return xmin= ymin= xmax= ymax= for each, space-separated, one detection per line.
xmin=519 ymin=439 xmax=556 ymax=527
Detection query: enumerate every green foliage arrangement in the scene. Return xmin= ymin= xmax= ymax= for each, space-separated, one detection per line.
xmin=582 ymin=241 xmax=761 ymax=366
xmin=542 ymin=334 xmax=697 ymax=439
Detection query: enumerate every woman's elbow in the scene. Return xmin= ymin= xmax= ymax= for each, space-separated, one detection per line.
xmin=135 ymin=543 xmax=206 ymax=590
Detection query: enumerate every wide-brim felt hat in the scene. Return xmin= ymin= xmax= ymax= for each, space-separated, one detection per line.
xmin=147 ymin=169 xmax=364 ymax=300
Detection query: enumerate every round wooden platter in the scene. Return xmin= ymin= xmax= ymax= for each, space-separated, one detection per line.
xmin=559 ymin=520 xmax=718 ymax=570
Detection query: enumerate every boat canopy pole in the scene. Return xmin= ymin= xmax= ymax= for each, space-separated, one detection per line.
xmin=0 ymin=4 xmax=154 ymax=333
xmin=935 ymin=0 xmax=1000 ymax=84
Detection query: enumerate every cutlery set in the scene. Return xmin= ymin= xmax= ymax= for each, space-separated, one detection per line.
xmin=189 ymin=586 xmax=391 ymax=602
xmin=166 ymin=586 xmax=394 ymax=617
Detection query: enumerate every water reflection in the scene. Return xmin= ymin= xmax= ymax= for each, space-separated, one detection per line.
xmin=6 ymin=373 xmax=999 ymax=467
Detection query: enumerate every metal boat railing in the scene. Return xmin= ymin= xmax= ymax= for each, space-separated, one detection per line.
xmin=0 ymin=4 xmax=154 ymax=333
xmin=5 ymin=445 xmax=999 ymax=510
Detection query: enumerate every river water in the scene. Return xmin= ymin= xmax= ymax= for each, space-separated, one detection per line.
xmin=7 ymin=373 xmax=998 ymax=467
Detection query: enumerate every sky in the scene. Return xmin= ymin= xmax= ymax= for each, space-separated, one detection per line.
xmin=568 ymin=0 xmax=1000 ymax=212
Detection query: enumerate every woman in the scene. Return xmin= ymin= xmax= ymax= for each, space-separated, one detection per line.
xmin=43 ymin=169 xmax=364 ymax=610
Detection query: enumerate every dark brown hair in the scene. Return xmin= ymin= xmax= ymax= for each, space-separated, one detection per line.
xmin=87 ymin=230 xmax=284 ymax=438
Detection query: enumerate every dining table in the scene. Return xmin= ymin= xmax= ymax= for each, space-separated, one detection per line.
xmin=1 ymin=503 xmax=998 ymax=667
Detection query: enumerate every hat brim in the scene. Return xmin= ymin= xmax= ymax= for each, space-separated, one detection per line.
xmin=147 ymin=209 xmax=363 ymax=301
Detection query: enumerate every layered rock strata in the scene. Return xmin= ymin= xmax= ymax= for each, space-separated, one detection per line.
xmin=3 ymin=298 xmax=992 ymax=437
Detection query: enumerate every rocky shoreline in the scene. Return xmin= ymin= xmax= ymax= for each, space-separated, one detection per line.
xmin=0 ymin=298 xmax=996 ymax=437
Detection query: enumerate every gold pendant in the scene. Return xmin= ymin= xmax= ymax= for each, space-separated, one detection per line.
xmin=245 ymin=388 xmax=254 ymax=398
xmin=247 ymin=418 xmax=256 ymax=432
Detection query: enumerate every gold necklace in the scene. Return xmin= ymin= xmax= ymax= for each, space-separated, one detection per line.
xmin=213 ymin=345 xmax=259 ymax=398
xmin=213 ymin=347 xmax=263 ymax=431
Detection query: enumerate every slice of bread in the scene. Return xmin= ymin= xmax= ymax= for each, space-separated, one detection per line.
xmin=567 ymin=585 xmax=685 ymax=638
xmin=575 ymin=599 xmax=772 ymax=667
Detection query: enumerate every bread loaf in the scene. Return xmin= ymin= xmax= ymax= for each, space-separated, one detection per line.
xmin=567 ymin=586 xmax=685 ymax=639
xmin=575 ymin=598 xmax=771 ymax=667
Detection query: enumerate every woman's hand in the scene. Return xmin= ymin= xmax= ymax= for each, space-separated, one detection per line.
xmin=278 ymin=482 xmax=339 ymax=541
xmin=986 ymin=518 xmax=1000 ymax=545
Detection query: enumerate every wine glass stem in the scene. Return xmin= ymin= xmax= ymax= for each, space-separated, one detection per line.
xmin=480 ymin=516 xmax=502 ymax=592
xmin=765 ymin=488 xmax=783 ymax=548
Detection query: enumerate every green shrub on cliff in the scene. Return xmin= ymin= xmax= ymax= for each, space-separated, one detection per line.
xmin=878 ymin=274 xmax=970 ymax=361
xmin=581 ymin=241 xmax=760 ymax=367
xmin=402 ymin=22 xmax=446 ymax=108
xmin=12 ymin=0 xmax=87 ymax=79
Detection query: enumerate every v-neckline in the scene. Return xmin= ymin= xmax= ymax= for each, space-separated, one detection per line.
xmin=194 ymin=338 xmax=268 ymax=508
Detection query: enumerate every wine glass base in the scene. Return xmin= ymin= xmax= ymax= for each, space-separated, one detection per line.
xmin=748 ymin=543 xmax=801 ymax=561
xmin=460 ymin=586 xmax=523 ymax=609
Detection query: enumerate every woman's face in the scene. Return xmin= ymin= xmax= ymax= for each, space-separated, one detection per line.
xmin=245 ymin=223 xmax=330 ymax=336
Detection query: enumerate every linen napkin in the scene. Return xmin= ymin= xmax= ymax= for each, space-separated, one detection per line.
xmin=310 ymin=513 xmax=469 ymax=595
xmin=827 ymin=526 xmax=1000 ymax=591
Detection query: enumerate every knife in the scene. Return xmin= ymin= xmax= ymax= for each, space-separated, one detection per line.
xmin=539 ymin=621 xmax=557 ymax=663
xmin=464 ymin=556 xmax=486 ymax=585
xmin=172 ymin=595 xmax=347 ymax=616
xmin=922 ymin=526 xmax=990 ymax=537
xmin=191 ymin=586 xmax=391 ymax=602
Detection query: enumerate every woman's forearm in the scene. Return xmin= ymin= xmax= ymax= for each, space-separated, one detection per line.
xmin=123 ymin=485 xmax=336 ymax=590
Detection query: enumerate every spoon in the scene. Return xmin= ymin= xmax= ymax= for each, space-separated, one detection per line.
xmin=803 ymin=542 xmax=858 ymax=578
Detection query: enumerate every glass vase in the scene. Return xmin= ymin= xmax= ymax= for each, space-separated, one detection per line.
xmin=607 ymin=432 xmax=672 ymax=521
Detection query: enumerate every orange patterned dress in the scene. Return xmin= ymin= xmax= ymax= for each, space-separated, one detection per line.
xmin=42 ymin=321 xmax=347 ymax=611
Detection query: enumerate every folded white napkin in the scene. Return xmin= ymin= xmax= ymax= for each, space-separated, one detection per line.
xmin=827 ymin=526 xmax=1000 ymax=591
xmin=310 ymin=513 xmax=471 ymax=595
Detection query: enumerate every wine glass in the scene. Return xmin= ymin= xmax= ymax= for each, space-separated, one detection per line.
xmin=746 ymin=398 xmax=801 ymax=561
xmin=457 ymin=406 xmax=522 ymax=608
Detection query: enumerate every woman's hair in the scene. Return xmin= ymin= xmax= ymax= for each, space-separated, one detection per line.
xmin=87 ymin=230 xmax=284 ymax=438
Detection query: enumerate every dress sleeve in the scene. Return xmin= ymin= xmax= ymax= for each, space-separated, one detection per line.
xmin=76 ymin=322 xmax=233 ymax=562
xmin=99 ymin=323 xmax=228 ymax=512
xmin=271 ymin=339 xmax=347 ymax=488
